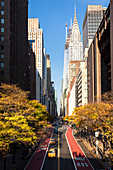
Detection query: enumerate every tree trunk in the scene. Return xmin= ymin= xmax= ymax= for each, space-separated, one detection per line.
xmin=102 ymin=135 xmax=105 ymax=160
xmin=12 ymin=144 xmax=16 ymax=164
xmin=4 ymin=157 xmax=6 ymax=170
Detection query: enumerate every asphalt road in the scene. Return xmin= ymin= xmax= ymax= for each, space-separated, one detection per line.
xmin=42 ymin=125 xmax=74 ymax=170
xmin=43 ymin=126 xmax=105 ymax=170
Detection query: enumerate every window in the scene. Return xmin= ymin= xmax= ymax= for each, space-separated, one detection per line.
xmin=1 ymin=19 xmax=4 ymax=24
xmin=1 ymin=35 xmax=4 ymax=41
xmin=1 ymin=44 xmax=4 ymax=50
xmin=1 ymin=10 xmax=4 ymax=15
xmin=1 ymin=54 xmax=4 ymax=58
xmin=1 ymin=27 xmax=4 ymax=32
xmin=1 ymin=62 xmax=4 ymax=68
xmin=1 ymin=2 xmax=4 ymax=7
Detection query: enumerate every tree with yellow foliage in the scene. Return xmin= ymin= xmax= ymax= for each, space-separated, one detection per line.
xmin=0 ymin=84 xmax=52 ymax=169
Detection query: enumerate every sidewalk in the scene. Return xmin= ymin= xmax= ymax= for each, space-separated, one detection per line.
xmin=73 ymin=129 xmax=111 ymax=169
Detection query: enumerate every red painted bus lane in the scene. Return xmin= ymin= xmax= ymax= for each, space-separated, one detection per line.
xmin=24 ymin=128 xmax=53 ymax=170
xmin=66 ymin=128 xmax=94 ymax=170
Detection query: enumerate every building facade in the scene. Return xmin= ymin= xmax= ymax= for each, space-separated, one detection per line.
xmin=69 ymin=10 xmax=83 ymax=61
xmin=28 ymin=44 xmax=36 ymax=99
xmin=28 ymin=18 xmax=44 ymax=104
xmin=46 ymin=54 xmax=56 ymax=117
xmin=77 ymin=62 xmax=88 ymax=106
xmin=62 ymin=8 xmax=83 ymax=116
xmin=87 ymin=4 xmax=111 ymax=103
xmin=110 ymin=0 xmax=113 ymax=91
xmin=83 ymin=5 xmax=106 ymax=53
xmin=0 ymin=0 xmax=29 ymax=91
xmin=63 ymin=24 xmax=72 ymax=96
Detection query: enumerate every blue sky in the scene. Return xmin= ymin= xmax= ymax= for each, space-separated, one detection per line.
xmin=28 ymin=0 xmax=110 ymax=112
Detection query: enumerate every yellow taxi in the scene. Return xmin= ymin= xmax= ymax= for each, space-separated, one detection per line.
xmin=50 ymin=138 xmax=56 ymax=145
xmin=48 ymin=149 xmax=56 ymax=158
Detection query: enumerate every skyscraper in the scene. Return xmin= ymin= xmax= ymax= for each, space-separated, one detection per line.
xmin=28 ymin=18 xmax=44 ymax=103
xmin=69 ymin=9 xmax=83 ymax=90
xmin=63 ymin=9 xmax=83 ymax=93
xmin=69 ymin=9 xmax=83 ymax=61
xmin=28 ymin=19 xmax=44 ymax=79
xmin=0 ymin=0 xmax=29 ymax=91
xmin=83 ymin=5 xmax=106 ymax=53
xmin=63 ymin=23 xmax=71 ymax=92
xmin=111 ymin=0 xmax=113 ymax=91
xmin=62 ymin=7 xmax=83 ymax=116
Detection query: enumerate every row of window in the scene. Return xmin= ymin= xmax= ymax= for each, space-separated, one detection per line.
xmin=0 ymin=1 xmax=4 ymax=68
xmin=1 ymin=18 xmax=4 ymax=23
xmin=1 ymin=27 xmax=4 ymax=32
xmin=1 ymin=1 xmax=4 ymax=7
xmin=0 ymin=54 xmax=4 ymax=58
xmin=0 ymin=62 xmax=4 ymax=68
xmin=1 ymin=9 xmax=4 ymax=15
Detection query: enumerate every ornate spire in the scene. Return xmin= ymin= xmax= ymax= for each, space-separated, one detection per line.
xmin=73 ymin=3 xmax=79 ymax=31
xmin=73 ymin=4 xmax=77 ymax=25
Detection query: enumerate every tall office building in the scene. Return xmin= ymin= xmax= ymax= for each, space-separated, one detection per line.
xmin=111 ymin=0 xmax=113 ymax=91
xmin=28 ymin=18 xmax=44 ymax=79
xmin=83 ymin=5 xmax=106 ymax=53
xmin=87 ymin=4 xmax=111 ymax=103
xmin=46 ymin=54 xmax=52 ymax=115
xmin=63 ymin=9 xmax=83 ymax=92
xmin=69 ymin=9 xmax=83 ymax=90
xmin=62 ymin=8 xmax=83 ymax=116
xmin=63 ymin=23 xmax=71 ymax=92
xmin=69 ymin=10 xmax=83 ymax=61
xmin=28 ymin=18 xmax=44 ymax=103
xmin=0 ymin=0 xmax=29 ymax=91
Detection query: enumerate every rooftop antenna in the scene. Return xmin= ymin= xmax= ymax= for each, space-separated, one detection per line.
xmin=74 ymin=3 xmax=76 ymax=13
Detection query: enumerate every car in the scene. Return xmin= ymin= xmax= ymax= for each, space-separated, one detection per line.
xmin=54 ymin=128 xmax=58 ymax=133
xmin=50 ymin=138 xmax=56 ymax=145
xmin=48 ymin=149 xmax=56 ymax=158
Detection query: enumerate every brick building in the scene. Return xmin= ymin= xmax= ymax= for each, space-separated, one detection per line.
xmin=28 ymin=43 xmax=36 ymax=100
xmin=111 ymin=0 xmax=113 ymax=91
xmin=0 ymin=0 xmax=29 ymax=91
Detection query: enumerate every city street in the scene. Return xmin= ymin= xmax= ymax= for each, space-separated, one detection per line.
xmin=43 ymin=125 xmax=74 ymax=170
xmin=0 ymin=0 xmax=112 ymax=169
xmin=42 ymin=125 xmax=105 ymax=170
